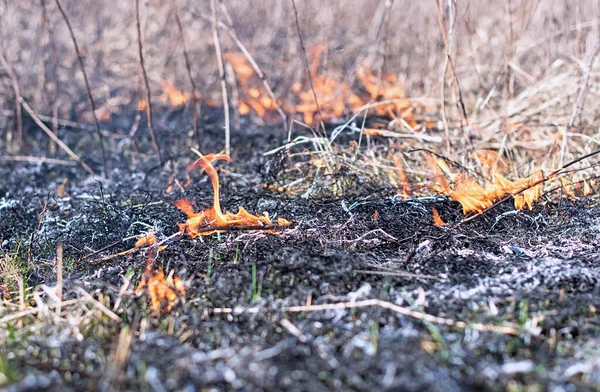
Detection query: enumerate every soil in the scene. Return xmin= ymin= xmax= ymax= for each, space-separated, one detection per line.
xmin=1 ymin=109 xmax=600 ymax=391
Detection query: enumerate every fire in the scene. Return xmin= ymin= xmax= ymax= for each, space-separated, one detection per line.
xmin=160 ymin=81 xmax=189 ymax=107
xmin=223 ymin=52 xmax=281 ymax=119
xmin=175 ymin=153 xmax=291 ymax=237
xmin=432 ymin=207 xmax=445 ymax=227
xmin=220 ymin=46 xmax=417 ymax=128
xmin=427 ymin=150 xmax=546 ymax=215
xmin=134 ymin=235 xmax=185 ymax=313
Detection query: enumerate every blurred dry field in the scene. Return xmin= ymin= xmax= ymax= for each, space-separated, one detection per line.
xmin=2 ymin=1 xmax=600 ymax=391
xmin=1 ymin=0 xmax=599 ymax=166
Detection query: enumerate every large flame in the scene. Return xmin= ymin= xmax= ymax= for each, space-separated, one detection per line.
xmin=427 ymin=150 xmax=546 ymax=215
xmin=175 ymin=153 xmax=291 ymax=237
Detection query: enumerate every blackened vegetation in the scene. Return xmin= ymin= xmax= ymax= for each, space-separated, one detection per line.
xmin=1 ymin=113 xmax=600 ymax=391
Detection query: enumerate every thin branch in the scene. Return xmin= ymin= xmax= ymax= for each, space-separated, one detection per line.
xmin=134 ymin=0 xmax=163 ymax=163
xmin=172 ymin=1 xmax=201 ymax=145
xmin=210 ymin=0 xmax=231 ymax=156
xmin=20 ymin=97 xmax=95 ymax=175
xmin=54 ymin=0 xmax=107 ymax=174
xmin=290 ymin=0 xmax=326 ymax=135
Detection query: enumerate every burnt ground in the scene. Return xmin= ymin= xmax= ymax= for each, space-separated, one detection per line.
xmin=1 ymin=110 xmax=600 ymax=392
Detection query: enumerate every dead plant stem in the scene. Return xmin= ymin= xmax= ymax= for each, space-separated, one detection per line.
xmin=172 ymin=2 xmax=201 ymax=145
xmin=560 ymin=39 xmax=600 ymax=166
xmin=134 ymin=0 xmax=163 ymax=164
xmin=54 ymin=0 xmax=107 ymax=174
xmin=291 ymin=0 xmax=326 ymax=136
xmin=210 ymin=0 xmax=231 ymax=156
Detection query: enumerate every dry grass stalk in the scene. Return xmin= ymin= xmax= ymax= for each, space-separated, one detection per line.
xmin=290 ymin=0 xmax=326 ymax=136
xmin=54 ymin=0 xmax=108 ymax=174
xmin=55 ymin=242 xmax=63 ymax=322
xmin=210 ymin=298 xmax=519 ymax=335
xmin=210 ymin=0 xmax=231 ymax=156
xmin=20 ymin=98 xmax=95 ymax=175
xmin=134 ymin=0 xmax=163 ymax=164
xmin=0 ymin=50 xmax=23 ymax=151
xmin=560 ymin=39 xmax=600 ymax=167
xmin=172 ymin=1 xmax=201 ymax=145
xmin=39 ymin=0 xmax=60 ymax=156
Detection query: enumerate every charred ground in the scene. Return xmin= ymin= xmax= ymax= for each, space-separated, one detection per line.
xmin=1 ymin=112 xmax=599 ymax=391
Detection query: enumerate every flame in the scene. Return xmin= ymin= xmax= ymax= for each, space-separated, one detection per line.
xmin=175 ymin=153 xmax=291 ymax=237
xmin=432 ymin=207 xmax=445 ymax=227
xmin=221 ymin=47 xmax=417 ymax=128
xmin=427 ymin=151 xmax=546 ymax=214
xmin=160 ymin=81 xmax=189 ymax=107
xmin=134 ymin=235 xmax=185 ymax=313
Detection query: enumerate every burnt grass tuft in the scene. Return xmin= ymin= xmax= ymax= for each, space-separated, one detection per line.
xmin=1 ymin=118 xmax=600 ymax=391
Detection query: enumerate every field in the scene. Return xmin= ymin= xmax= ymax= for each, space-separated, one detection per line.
xmin=1 ymin=0 xmax=600 ymax=390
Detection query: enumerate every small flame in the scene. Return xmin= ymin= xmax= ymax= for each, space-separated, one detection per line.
xmin=160 ymin=81 xmax=189 ymax=107
xmin=134 ymin=235 xmax=185 ymax=313
xmin=432 ymin=207 xmax=445 ymax=227
xmin=175 ymin=153 xmax=291 ymax=237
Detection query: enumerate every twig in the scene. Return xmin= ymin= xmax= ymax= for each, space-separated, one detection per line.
xmin=134 ymin=0 xmax=163 ymax=163
xmin=560 ymin=39 xmax=600 ymax=167
xmin=0 ymin=1 xmax=22 ymax=149
xmin=210 ymin=0 xmax=231 ymax=156
xmin=172 ymin=1 xmax=201 ymax=145
xmin=210 ymin=299 xmax=518 ymax=335
xmin=0 ymin=155 xmax=76 ymax=166
xmin=54 ymin=0 xmax=107 ymax=174
xmin=20 ymin=98 xmax=95 ymax=175
xmin=290 ymin=0 xmax=326 ymax=135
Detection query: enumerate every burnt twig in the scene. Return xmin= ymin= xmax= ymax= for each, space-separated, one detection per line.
xmin=54 ymin=0 xmax=107 ymax=174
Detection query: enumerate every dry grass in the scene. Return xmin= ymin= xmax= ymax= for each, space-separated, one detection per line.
xmin=1 ymin=1 xmax=600 ymax=195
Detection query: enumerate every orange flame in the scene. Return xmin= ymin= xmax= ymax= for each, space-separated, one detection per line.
xmin=221 ymin=47 xmax=417 ymax=128
xmin=175 ymin=153 xmax=291 ymax=237
xmin=134 ymin=235 xmax=185 ymax=313
xmin=427 ymin=151 xmax=546 ymax=214
xmin=432 ymin=207 xmax=445 ymax=227
xmin=160 ymin=81 xmax=189 ymax=107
